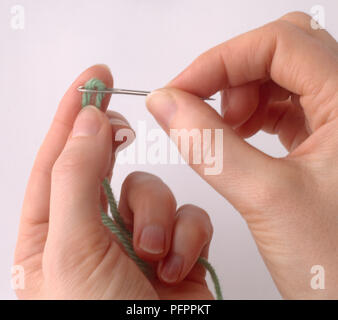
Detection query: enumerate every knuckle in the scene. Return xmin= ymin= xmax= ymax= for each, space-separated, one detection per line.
xmin=124 ymin=171 xmax=149 ymax=185
xmin=124 ymin=171 xmax=166 ymax=189
xmin=178 ymin=204 xmax=213 ymax=240
xmin=267 ymin=19 xmax=292 ymax=35
xmin=161 ymin=191 xmax=177 ymax=210
xmin=262 ymin=20 xmax=299 ymax=48
xmin=280 ymin=11 xmax=311 ymax=21
xmin=52 ymin=148 xmax=87 ymax=177
xmin=149 ymin=184 xmax=176 ymax=210
xmin=124 ymin=171 xmax=176 ymax=210
xmin=280 ymin=11 xmax=312 ymax=24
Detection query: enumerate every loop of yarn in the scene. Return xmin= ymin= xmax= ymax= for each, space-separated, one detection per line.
xmin=82 ymin=78 xmax=106 ymax=108
xmin=81 ymin=78 xmax=223 ymax=300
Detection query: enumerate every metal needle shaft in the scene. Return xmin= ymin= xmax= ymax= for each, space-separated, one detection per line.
xmin=77 ymin=86 xmax=215 ymax=101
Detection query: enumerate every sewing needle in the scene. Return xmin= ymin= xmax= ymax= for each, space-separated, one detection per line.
xmin=77 ymin=86 xmax=215 ymax=101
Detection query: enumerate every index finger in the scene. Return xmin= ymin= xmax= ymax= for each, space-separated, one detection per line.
xmin=168 ymin=19 xmax=337 ymax=105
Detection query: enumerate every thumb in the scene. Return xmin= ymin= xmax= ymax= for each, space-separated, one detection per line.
xmin=146 ymin=88 xmax=283 ymax=212
xmin=49 ymin=105 xmax=112 ymax=238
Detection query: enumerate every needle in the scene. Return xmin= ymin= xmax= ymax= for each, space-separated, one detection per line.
xmin=77 ymin=86 xmax=215 ymax=101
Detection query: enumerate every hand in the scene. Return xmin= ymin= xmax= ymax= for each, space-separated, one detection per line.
xmin=15 ymin=65 xmax=214 ymax=299
xmin=146 ymin=12 xmax=338 ymax=299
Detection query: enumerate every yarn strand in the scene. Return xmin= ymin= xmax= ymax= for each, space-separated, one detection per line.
xmin=102 ymin=178 xmax=133 ymax=240
xmin=81 ymin=77 xmax=223 ymax=300
xmin=100 ymin=210 xmax=152 ymax=277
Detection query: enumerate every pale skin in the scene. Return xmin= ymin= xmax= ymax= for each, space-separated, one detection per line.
xmin=16 ymin=12 xmax=337 ymax=299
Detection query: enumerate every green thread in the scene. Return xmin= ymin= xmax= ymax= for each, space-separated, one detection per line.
xmin=81 ymin=77 xmax=223 ymax=300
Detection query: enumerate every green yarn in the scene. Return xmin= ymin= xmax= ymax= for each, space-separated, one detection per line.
xmin=102 ymin=178 xmax=133 ymax=240
xmin=81 ymin=77 xmax=223 ymax=300
xmin=100 ymin=199 xmax=152 ymax=277
xmin=197 ymin=257 xmax=222 ymax=300
xmin=82 ymin=78 xmax=106 ymax=108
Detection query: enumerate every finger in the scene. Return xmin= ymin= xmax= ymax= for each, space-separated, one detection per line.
xmin=158 ymin=204 xmax=213 ymax=284
xmin=234 ymin=94 xmax=268 ymax=138
xmin=16 ymin=66 xmax=113 ymax=265
xmin=232 ymin=81 xmax=290 ymax=138
xmin=48 ymin=106 xmax=112 ymax=241
xmin=222 ymin=80 xmax=291 ymax=135
xmin=279 ymin=11 xmax=338 ymax=52
xmin=118 ymin=172 xmax=177 ymax=260
xmin=21 ymin=65 xmax=113 ymax=226
xmin=45 ymin=108 xmax=158 ymax=299
xmin=105 ymin=110 xmax=135 ymax=179
xmin=101 ymin=111 xmax=135 ymax=213
xmin=221 ymin=81 xmax=260 ymax=127
xmin=262 ymin=101 xmax=310 ymax=151
xmin=261 ymin=80 xmax=292 ymax=102
xmin=146 ymin=88 xmax=280 ymax=209
xmin=168 ymin=19 xmax=337 ymax=132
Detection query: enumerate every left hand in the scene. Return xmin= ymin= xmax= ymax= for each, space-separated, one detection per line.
xmin=14 ymin=65 xmax=214 ymax=299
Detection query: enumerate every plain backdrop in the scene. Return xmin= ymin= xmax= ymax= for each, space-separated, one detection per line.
xmin=0 ymin=0 xmax=337 ymax=299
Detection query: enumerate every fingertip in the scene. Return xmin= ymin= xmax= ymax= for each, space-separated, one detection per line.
xmin=158 ymin=253 xmax=184 ymax=284
xmin=77 ymin=65 xmax=114 ymax=114
xmin=71 ymin=105 xmax=103 ymax=138
xmin=94 ymin=64 xmax=111 ymax=72
xmin=157 ymin=205 xmax=213 ymax=285
xmin=118 ymin=172 xmax=177 ymax=261
xmin=86 ymin=64 xmax=113 ymax=87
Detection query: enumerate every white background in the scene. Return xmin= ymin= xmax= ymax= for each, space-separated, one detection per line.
xmin=0 ymin=0 xmax=337 ymax=299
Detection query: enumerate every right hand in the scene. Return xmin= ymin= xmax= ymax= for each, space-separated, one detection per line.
xmin=146 ymin=12 xmax=338 ymax=299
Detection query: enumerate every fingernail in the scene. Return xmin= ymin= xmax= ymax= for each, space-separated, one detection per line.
xmin=139 ymin=225 xmax=165 ymax=254
xmin=146 ymin=89 xmax=177 ymax=128
xmin=109 ymin=118 xmax=130 ymax=127
xmin=161 ymin=254 xmax=184 ymax=283
xmin=72 ymin=106 xmax=102 ymax=137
